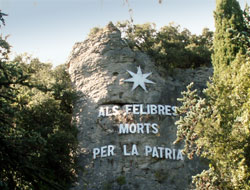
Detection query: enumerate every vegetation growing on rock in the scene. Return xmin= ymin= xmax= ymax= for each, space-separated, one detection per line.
xmin=116 ymin=21 xmax=213 ymax=69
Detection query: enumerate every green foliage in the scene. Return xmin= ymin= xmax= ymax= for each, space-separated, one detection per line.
xmin=0 ymin=37 xmax=30 ymax=190
xmin=175 ymin=1 xmax=250 ymax=189
xmin=0 ymin=36 xmax=78 ymax=189
xmin=212 ymin=0 xmax=245 ymax=73
xmin=117 ymin=21 xmax=213 ymax=69
xmin=116 ymin=176 xmax=126 ymax=186
xmin=88 ymin=26 xmax=103 ymax=37
xmin=103 ymin=182 xmax=112 ymax=190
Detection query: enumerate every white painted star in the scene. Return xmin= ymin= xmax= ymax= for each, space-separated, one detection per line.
xmin=124 ymin=66 xmax=155 ymax=92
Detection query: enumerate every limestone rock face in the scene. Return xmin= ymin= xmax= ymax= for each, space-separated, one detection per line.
xmin=68 ymin=23 xmax=212 ymax=190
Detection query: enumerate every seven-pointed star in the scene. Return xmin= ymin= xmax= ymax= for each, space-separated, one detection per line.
xmin=124 ymin=66 xmax=155 ymax=92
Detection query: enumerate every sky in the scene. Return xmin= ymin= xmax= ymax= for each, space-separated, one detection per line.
xmin=0 ymin=0 xmax=249 ymax=66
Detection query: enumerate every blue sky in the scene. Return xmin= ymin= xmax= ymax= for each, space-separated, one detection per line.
xmin=1 ymin=0 xmax=249 ymax=66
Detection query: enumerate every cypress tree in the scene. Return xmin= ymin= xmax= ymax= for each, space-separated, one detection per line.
xmin=212 ymin=0 xmax=245 ymax=73
xmin=175 ymin=0 xmax=250 ymax=189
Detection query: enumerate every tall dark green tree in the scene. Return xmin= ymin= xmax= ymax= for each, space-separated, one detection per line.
xmin=175 ymin=1 xmax=250 ymax=189
xmin=212 ymin=0 xmax=245 ymax=72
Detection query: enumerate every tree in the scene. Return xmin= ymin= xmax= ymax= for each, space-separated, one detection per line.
xmin=0 ymin=31 xmax=33 ymax=190
xmin=212 ymin=0 xmax=245 ymax=73
xmin=0 ymin=14 xmax=78 ymax=189
xmin=116 ymin=22 xmax=213 ymax=69
xmin=175 ymin=0 xmax=250 ymax=189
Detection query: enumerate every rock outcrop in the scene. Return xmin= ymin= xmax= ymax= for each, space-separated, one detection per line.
xmin=68 ymin=23 xmax=212 ymax=190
